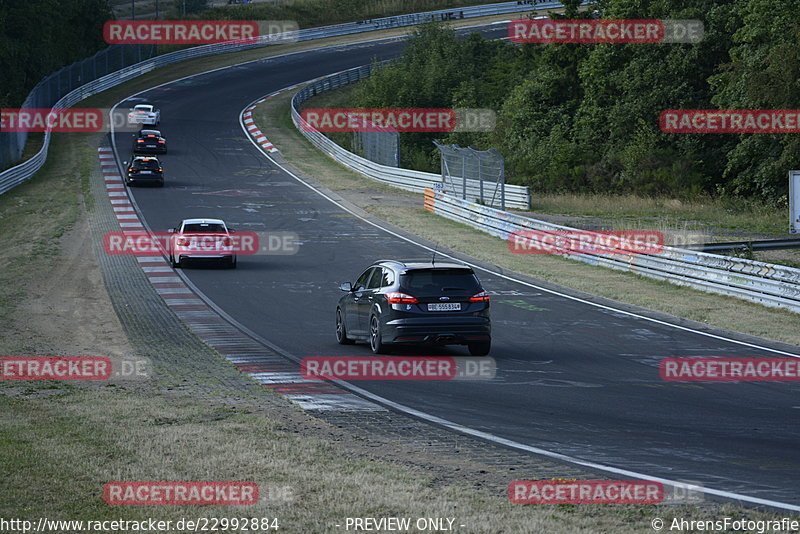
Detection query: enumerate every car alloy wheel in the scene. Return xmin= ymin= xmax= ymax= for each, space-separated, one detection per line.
xmin=336 ymin=308 xmax=354 ymax=345
xmin=370 ymin=314 xmax=389 ymax=354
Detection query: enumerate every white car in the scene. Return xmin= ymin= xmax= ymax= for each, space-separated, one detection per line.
xmin=168 ymin=218 xmax=237 ymax=269
xmin=127 ymin=104 xmax=160 ymax=126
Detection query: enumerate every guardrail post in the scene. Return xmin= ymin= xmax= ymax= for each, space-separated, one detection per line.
xmin=461 ymin=153 xmax=467 ymax=200
xmin=478 ymin=152 xmax=484 ymax=205
xmin=500 ymin=156 xmax=506 ymax=211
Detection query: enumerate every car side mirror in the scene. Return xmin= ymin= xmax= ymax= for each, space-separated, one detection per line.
xmin=339 ymin=282 xmax=353 ymax=292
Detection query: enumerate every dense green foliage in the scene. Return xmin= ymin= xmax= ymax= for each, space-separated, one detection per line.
xmin=353 ymin=0 xmax=800 ymax=200
xmin=0 ymin=0 xmax=111 ymax=109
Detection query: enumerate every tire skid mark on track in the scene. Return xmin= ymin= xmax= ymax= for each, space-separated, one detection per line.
xmin=96 ymin=147 xmax=383 ymax=412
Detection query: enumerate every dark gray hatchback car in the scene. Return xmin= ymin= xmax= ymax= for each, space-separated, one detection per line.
xmin=336 ymin=260 xmax=491 ymax=355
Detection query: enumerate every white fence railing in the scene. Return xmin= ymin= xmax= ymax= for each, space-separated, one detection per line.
xmin=0 ymin=1 xmax=562 ymax=195
xmin=423 ymin=189 xmax=800 ymax=313
xmin=291 ymin=65 xmax=531 ymax=209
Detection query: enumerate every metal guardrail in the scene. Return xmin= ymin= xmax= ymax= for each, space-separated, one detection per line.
xmin=0 ymin=0 xmax=556 ymax=195
xmin=290 ymin=64 xmax=532 ymax=209
xmin=688 ymin=238 xmax=800 ymax=253
xmin=424 ymin=189 xmax=800 ymax=313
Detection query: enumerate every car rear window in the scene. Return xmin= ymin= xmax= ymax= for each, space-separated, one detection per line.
xmin=399 ymin=268 xmax=481 ymax=296
xmin=183 ymin=223 xmax=226 ymax=233
xmin=133 ymin=159 xmax=159 ymax=170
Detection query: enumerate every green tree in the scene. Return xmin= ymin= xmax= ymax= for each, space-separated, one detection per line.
xmin=0 ymin=0 xmax=110 ymax=109
xmin=709 ymin=0 xmax=800 ymax=199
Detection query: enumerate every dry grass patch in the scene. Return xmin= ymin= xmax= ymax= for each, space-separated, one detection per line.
xmin=2 ymin=387 xmax=790 ymax=533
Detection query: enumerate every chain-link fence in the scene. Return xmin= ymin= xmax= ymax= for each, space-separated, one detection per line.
xmin=352 ymin=120 xmax=400 ymax=168
xmin=0 ymin=43 xmax=157 ymax=171
xmin=434 ymin=141 xmax=506 ymax=210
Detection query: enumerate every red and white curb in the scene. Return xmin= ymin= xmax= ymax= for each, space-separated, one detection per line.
xmin=243 ymin=99 xmax=278 ymax=153
xmin=99 ymin=147 xmax=143 ymax=230
xmin=96 ymin=147 xmax=380 ymax=412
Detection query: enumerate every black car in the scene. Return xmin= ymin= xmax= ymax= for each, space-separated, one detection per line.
xmin=125 ymin=155 xmax=164 ymax=186
xmin=336 ymin=260 xmax=491 ymax=355
xmin=133 ymin=129 xmax=167 ymax=154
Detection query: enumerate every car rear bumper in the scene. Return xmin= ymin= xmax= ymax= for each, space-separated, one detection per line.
xmin=383 ymin=317 xmax=490 ymax=345
xmin=126 ymin=174 xmax=163 ymax=185
xmin=133 ymin=146 xmax=166 ymax=154
xmin=177 ymin=254 xmax=234 ymax=262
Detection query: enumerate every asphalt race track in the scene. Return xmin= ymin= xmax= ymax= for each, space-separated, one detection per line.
xmin=110 ymin=25 xmax=800 ymax=509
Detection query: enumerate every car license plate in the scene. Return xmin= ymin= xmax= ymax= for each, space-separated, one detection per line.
xmin=140 ymin=170 xmax=152 ymax=174
xmin=427 ymin=303 xmax=461 ymax=311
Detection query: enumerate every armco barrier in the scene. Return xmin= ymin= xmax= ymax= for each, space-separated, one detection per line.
xmin=290 ymin=64 xmax=531 ymax=209
xmin=0 ymin=1 xmax=565 ymax=195
xmin=424 ymin=188 xmax=800 ymax=313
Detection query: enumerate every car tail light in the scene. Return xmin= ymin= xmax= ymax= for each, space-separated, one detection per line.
xmin=128 ymin=168 xmax=134 ymax=173
xmin=469 ymin=291 xmax=490 ymax=302
xmin=157 ymin=140 xmax=165 ymax=143
xmin=386 ymin=292 xmax=418 ymax=304
xmin=158 ymin=168 xmax=163 ymax=172
xmin=137 ymin=140 xmax=144 ymax=143
xmin=221 ymin=237 xmax=231 ymax=247
xmin=177 ymin=238 xmax=190 ymax=246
